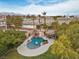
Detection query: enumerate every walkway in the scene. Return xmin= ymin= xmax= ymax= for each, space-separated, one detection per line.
xmin=17 ymin=34 xmax=54 ymax=57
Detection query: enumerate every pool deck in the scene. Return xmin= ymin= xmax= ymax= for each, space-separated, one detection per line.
xmin=17 ymin=34 xmax=54 ymax=57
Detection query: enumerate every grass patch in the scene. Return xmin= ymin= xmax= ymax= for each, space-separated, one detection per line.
xmin=5 ymin=48 xmax=54 ymax=59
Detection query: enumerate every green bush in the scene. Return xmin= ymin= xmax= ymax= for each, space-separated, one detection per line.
xmin=50 ymin=21 xmax=79 ymax=59
xmin=0 ymin=29 xmax=25 ymax=56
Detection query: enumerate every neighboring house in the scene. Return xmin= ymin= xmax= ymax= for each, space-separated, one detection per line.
xmin=35 ymin=16 xmax=53 ymax=25
xmin=34 ymin=16 xmax=44 ymax=25
xmin=57 ymin=16 xmax=71 ymax=25
xmin=19 ymin=18 xmax=36 ymax=32
xmin=46 ymin=29 xmax=56 ymax=35
xmin=46 ymin=16 xmax=54 ymax=25
xmin=0 ymin=15 xmax=78 ymax=31
xmin=0 ymin=16 xmax=7 ymax=30
xmin=20 ymin=16 xmax=53 ymax=31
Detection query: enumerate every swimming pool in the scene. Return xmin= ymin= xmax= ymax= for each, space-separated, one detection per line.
xmin=27 ymin=37 xmax=45 ymax=49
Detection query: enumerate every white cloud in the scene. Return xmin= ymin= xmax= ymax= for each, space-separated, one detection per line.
xmin=46 ymin=0 xmax=79 ymax=15
xmin=0 ymin=0 xmax=79 ymax=16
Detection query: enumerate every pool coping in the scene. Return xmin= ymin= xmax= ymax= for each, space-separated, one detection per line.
xmin=17 ymin=35 xmax=54 ymax=57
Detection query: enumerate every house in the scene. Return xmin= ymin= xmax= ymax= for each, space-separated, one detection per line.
xmin=46 ymin=16 xmax=54 ymax=25
xmin=0 ymin=16 xmax=7 ymax=30
xmin=57 ymin=16 xmax=71 ymax=25
xmin=35 ymin=16 xmax=53 ymax=25
xmin=19 ymin=18 xmax=36 ymax=32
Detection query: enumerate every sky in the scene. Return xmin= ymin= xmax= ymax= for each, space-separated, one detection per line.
xmin=0 ymin=0 xmax=79 ymax=16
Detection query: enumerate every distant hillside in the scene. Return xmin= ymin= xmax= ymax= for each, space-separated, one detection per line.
xmin=0 ymin=12 xmax=24 ymax=16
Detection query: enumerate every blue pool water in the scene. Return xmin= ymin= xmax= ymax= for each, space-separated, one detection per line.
xmin=27 ymin=37 xmax=45 ymax=49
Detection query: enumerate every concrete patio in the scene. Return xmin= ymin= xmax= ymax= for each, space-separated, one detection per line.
xmin=17 ymin=35 xmax=54 ymax=57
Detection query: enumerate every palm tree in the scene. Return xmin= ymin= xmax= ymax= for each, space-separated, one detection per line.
xmin=42 ymin=12 xmax=46 ymax=25
xmin=42 ymin=12 xmax=47 ymax=33
xmin=53 ymin=16 xmax=57 ymax=20
xmin=26 ymin=14 xmax=30 ymax=18
xmin=37 ymin=14 xmax=41 ymax=30
xmin=31 ymin=15 xmax=36 ymax=29
xmin=38 ymin=15 xmax=41 ymax=25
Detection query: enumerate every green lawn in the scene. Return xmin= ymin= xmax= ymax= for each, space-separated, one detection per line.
xmin=5 ymin=49 xmax=55 ymax=59
xmin=5 ymin=50 xmax=24 ymax=59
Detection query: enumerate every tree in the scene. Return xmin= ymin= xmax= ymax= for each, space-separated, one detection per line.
xmin=31 ymin=15 xmax=36 ymax=29
xmin=51 ymin=34 xmax=79 ymax=59
xmin=0 ymin=29 xmax=25 ymax=56
xmin=51 ymin=22 xmax=59 ymax=30
xmin=65 ymin=23 xmax=79 ymax=49
xmin=53 ymin=16 xmax=58 ymax=20
xmin=38 ymin=14 xmax=41 ymax=25
xmin=6 ymin=16 xmax=22 ymax=29
xmin=26 ymin=14 xmax=31 ymax=18
xmin=50 ymin=21 xmax=79 ymax=59
xmin=42 ymin=12 xmax=46 ymax=25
